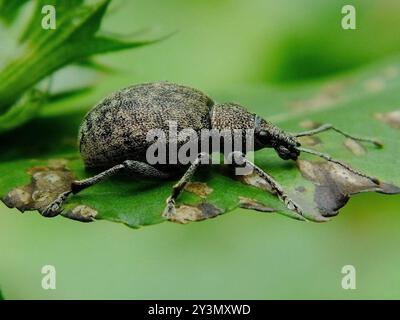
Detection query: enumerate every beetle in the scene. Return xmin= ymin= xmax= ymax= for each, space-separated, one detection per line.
xmin=43 ymin=81 xmax=382 ymax=219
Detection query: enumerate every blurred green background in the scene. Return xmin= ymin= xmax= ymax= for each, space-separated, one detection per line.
xmin=1 ymin=0 xmax=400 ymax=299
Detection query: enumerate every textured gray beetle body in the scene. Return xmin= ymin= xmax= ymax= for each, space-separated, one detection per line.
xmin=78 ymin=81 xmax=293 ymax=170
xmin=80 ymin=82 xmax=212 ymax=168
xmin=43 ymin=81 xmax=381 ymax=221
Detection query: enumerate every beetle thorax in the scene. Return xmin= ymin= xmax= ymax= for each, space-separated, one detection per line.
xmin=210 ymin=103 xmax=256 ymax=131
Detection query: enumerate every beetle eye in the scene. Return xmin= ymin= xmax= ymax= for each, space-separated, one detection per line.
xmin=276 ymin=146 xmax=291 ymax=160
xmin=257 ymin=130 xmax=274 ymax=146
xmin=257 ymin=130 xmax=272 ymax=145
xmin=258 ymin=130 xmax=270 ymax=140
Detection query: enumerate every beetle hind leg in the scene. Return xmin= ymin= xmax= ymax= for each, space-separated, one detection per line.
xmin=41 ymin=160 xmax=170 ymax=217
xmin=41 ymin=190 xmax=72 ymax=217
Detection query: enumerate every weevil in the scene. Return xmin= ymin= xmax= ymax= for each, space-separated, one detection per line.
xmin=43 ymin=82 xmax=382 ymax=219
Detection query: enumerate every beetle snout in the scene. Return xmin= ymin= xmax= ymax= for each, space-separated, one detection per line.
xmin=276 ymin=145 xmax=300 ymax=161
xmin=290 ymin=147 xmax=300 ymax=160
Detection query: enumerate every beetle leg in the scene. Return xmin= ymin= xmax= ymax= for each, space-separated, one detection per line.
xmin=71 ymin=160 xmax=170 ymax=194
xmin=296 ymin=146 xmax=380 ymax=184
xmin=293 ymin=123 xmax=382 ymax=147
xmin=41 ymin=190 xmax=72 ymax=217
xmin=230 ymin=151 xmax=305 ymax=220
xmin=41 ymin=160 xmax=170 ymax=217
xmin=163 ymin=152 xmax=210 ymax=220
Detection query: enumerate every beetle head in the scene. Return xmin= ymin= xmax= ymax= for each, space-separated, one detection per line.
xmin=255 ymin=116 xmax=301 ymax=161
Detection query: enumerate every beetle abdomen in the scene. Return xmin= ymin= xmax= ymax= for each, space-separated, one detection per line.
xmin=79 ymin=82 xmax=214 ymax=168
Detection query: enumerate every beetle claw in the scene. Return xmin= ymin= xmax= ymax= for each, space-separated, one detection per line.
xmin=40 ymin=191 xmax=71 ymax=217
xmin=41 ymin=202 xmax=63 ymax=217
xmin=162 ymin=197 xmax=177 ymax=220
xmin=284 ymin=198 xmax=307 ymax=220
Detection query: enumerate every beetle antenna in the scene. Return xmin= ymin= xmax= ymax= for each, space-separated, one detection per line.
xmin=296 ymin=146 xmax=380 ymax=184
xmin=293 ymin=124 xmax=383 ymax=148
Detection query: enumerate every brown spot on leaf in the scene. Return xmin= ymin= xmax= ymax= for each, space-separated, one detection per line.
xmin=383 ymin=66 xmax=398 ymax=79
xmin=343 ymin=138 xmax=366 ymax=156
xmin=63 ymin=205 xmax=97 ymax=222
xmin=48 ymin=158 xmax=69 ymax=169
xmin=2 ymin=161 xmax=74 ymax=214
xmin=299 ymin=120 xmax=322 ymax=130
xmin=237 ymin=171 xmax=274 ymax=194
xmin=3 ymin=188 xmax=32 ymax=209
xmin=297 ymin=160 xmax=400 ymax=217
xmin=298 ymin=136 xmax=321 ymax=147
xmin=184 ymin=182 xmax=213 ymax=197
xmin=374 ymin=110 xmax=400 ymax=129
xmin=290 ymin=82 xmax=345 ymax=111
xmin=27 ymin=159 xmax=69 ymax=175
xmin=295 ymin=186 xmax=306 ymax=193
xmin=238 ymin=196 xmax=275 ymax=212
xmin=364 ymin=78 xmax=385 ymax=93
xmin=170 ymin=202 xmax=223 ymax=224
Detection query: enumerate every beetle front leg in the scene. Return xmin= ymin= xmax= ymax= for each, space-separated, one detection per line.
xmin=230 ymin=151 xmax=305 ymax=220
xmin=163 ymin=152 xmax=210 ymax=220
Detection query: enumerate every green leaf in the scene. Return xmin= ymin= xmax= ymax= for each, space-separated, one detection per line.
xmin=1 ymin=57 xmax=400 ymax=227
xmin=74 ymin=59 xmax=115 ymax=73
xmin=0 ymin=0 xmax=162 ymax=131
xmin=0 ymin=288 xmax=3 ymax=300
xmin=0 ymin=89 xmax=45 ymax=133
xmin=0 ymin=0 xmax=107 ymax=108
xmin=0 ymin=0 xmax=29 ymax=25
xmin=47 ymin=87 xmax=93 ymax=103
